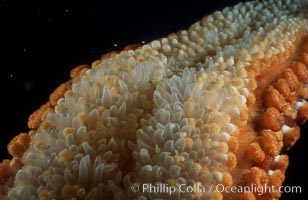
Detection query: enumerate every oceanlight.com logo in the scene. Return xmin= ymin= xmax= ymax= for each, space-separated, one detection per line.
xmin=130 ymin=183 xmax=302 ymax=196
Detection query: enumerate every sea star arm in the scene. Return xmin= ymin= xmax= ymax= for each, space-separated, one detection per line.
xmin=0 ymin=1 xmax=307 ymax=199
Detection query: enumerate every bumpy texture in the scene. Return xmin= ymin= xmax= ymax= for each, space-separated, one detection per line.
xmin=1 ymin=0 xmax=308 ymax=199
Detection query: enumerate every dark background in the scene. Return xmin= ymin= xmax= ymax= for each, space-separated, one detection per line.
xmin=0 ymin=0 xmax=306 ymax=199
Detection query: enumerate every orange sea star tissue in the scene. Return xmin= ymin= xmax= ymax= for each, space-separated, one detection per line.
xmin=1 ymin=0 xmax=308 ymax=199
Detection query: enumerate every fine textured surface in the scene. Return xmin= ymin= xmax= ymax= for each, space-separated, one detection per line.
xmin=1 ymin=0 xmax=308 ymax=199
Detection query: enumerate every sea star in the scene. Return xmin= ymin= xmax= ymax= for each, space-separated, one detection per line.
xmin=0 ymin=0 xmax=307 ymax=199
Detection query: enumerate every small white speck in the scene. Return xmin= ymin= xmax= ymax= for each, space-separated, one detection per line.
xmin=113 ymin=43 xmax=118 ymax=47
xmin=268 ymin=170 xmax=274 ymax=176
xmin=274 ymin=155 xmax=281 ymax=162
xmin=65 ymin=9 xmax=70 ymax=13
xmin=281 ymin=124 xmax=290 ymax=134
xmin=141 ymin=41 xmax=146 ymax=44
xmin=9 ymin=74 xmax=13 ymax=78
xmin=23 ymin=48 xmax=26 ymax=52
xmin=295 ymin=100 xmax=306 ymax=110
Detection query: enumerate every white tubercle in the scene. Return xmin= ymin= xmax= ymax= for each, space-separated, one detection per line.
xmin=281 ymin=124 xmax=291 ymax=134
xmin=295 ymin=100 xmax=306 ymax=110
xmin=274 ymin=155 xmax=281 ymax=162
xmin=268 ymin=170 xmax=274 ymax=176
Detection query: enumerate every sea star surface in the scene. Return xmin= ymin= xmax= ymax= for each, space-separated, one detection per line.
xmin=0 ymin=0 xmax=307 ymax=199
